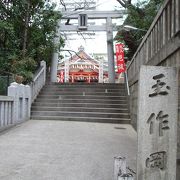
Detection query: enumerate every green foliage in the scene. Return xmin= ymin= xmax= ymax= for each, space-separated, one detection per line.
xmin=115 ymin=0 xmax=164 ymax=60
xmin=0 ymin=0 xmax=62 ymax=83
xmin=0 ymin=75 xmax=13 ymax=95
xmin=12 ymin=57 xmax=37 ymax=84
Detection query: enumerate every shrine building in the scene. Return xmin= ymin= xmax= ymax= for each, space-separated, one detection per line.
xmin=57 ymin=46 xmax=107 ymax=83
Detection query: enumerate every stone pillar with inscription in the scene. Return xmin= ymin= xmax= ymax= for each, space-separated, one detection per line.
xmin=137 ymin=66 xmax=178 ymax=180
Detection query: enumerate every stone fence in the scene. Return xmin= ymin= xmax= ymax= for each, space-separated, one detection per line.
xmin=0 ymin=61 xmax=46 ymax=132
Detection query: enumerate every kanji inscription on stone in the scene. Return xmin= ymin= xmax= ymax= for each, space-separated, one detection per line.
xmin=149 ymin=73 xmax=171 ymax=97
xmin=146 ymin=151 xmax=167 ymax=170
xmin=147 ymin=111 xmax=170 ymax=136
xmin=137 ymin=66 xmax=178 ymax=180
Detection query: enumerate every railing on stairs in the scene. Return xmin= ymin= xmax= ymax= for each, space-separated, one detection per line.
xmin=0 ymin=61 xmax=46 ymax=131
xmin=124 ymin=71 xmax=130 ymax=96
xmin=30 ymin=61 xmax=46 ymax=103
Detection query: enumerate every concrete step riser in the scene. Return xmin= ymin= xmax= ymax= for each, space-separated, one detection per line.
xmin=44 ymin=86 xmax=125 ymax=89
xmin=34 ymin=99 xmax=127 ymax=104
xmin=39 ymin=92 xmax=127 ymax=96
xmin=31 ymin=116 xmax=130 ymax=124
xmin=45 ymin=84 xmax=125 ymax=87
xmin=36 ymin=95 xmax=127 ymax=100
xmin=32 ymin=103 xmax=128 ymax=109
xmin=31 ymin=111 xmax=129 ymax=119
xmin=42 ymin=87 xmax=124 ymax=91
xmin=42 ymin=89 xmax=125 ymax=93
xmin=45 ymin=83 xmax=124 ymax=85
xmin=31 ymin=107 xmax=128 ymax=113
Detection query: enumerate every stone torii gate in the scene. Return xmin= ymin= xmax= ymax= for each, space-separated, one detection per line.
xmin=51 ymin=10 xmax=125 ymax=83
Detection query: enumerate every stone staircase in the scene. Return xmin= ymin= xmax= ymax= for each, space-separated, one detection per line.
xmin=31 ymin=83 xmax=130 ymax=124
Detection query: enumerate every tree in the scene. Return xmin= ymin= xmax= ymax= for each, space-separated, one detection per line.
xmin=115 ymin=0 xmax=164 ymax=60
xmin=116 ymin=0 xmax=131 ymax=8
xmin=0 ymin=0 xmax=62 ymax=83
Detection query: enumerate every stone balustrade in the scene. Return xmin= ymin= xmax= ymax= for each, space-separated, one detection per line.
xmin=0 ymin=83 xmax=31 ymax=131
xmin=31 ymin=61 xmax=46 ymax=103
xmin=0 ymin=61 xmax=46 ymax=131
xmin=0 ymin=96 xmax=14 ymax=130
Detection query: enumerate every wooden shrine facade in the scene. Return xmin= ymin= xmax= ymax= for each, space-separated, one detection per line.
xmin=57 ymin=46 xmax=106 ymax=83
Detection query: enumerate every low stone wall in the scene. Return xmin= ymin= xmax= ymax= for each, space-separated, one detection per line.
xmin=0 ymin=96 xmax=14 ymax=131
xmin=0 ymin=83 xmax=31 ymax=132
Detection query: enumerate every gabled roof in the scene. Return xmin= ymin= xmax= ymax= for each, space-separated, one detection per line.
xmin=69 ymin=46 xmax=98 ymax=65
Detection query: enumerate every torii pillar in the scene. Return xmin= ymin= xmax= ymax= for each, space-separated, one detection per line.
xmin=106 ymin=17 xmax=115 ymax=83
xmin=51 ymin=22 xmax=60 ymax=82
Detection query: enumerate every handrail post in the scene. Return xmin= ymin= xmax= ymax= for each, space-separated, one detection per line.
xmin=31 ymin=60 xmax=46 ymax=103
xmin=124 ymin=71 xmax=130 ymax=96
xmin=40 ymin=60 xmax=46 ymax=85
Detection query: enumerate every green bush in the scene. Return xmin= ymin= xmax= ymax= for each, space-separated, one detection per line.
xmin=12 ymin=57 xmax=37 ymax=84
xmin=0 ymin=75 xmax=13 ymax=95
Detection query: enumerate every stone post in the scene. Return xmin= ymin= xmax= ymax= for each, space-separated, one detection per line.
xmin=40 ymin=60 xmax=46 ymax=85
xmin=137 ymin=65 xmax=178 ymax=180
xmin=25 ymin=85 xmax=31 ymax=118
xmin=114 ymin=156 xmax=126 ymax=179
xmin=8 ymin=82 xmax=19 ymax=123
xmin=8 ymin=82 xmax=31 ymax=123
xmin=19 ymin=84 xmax=25 ymax=121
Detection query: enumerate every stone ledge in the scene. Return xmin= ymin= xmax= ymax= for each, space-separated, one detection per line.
xmin=0 ymin=96 xmax=14 ymax=101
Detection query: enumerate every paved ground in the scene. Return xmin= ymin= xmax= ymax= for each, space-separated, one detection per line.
xmin=0 ymin=120 xmax=137 ymax=180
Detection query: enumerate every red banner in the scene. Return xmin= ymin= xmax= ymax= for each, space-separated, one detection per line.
xmin=115 ymin=43 xmax=126 ymax=73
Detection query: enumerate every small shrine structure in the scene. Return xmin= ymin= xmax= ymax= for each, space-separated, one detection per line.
xmin=57 ymin=46 xmax=106 ymax=83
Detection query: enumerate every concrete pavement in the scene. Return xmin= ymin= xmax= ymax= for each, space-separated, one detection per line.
xmin=0 ymin=120 xmax=137 ymax=180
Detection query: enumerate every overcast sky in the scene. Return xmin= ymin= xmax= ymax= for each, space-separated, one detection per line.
xmin=51 ymin=0 xmax=139 ymax=55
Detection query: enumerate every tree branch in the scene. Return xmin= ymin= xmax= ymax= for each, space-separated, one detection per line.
xmin=116 ymin=0 xmax=125 ymax=7
xmin=59 ymin=0 xmax=66 ymax=10
xmin=116 ymin=0 xmax=132 ymax=8
xmin=60 ymin=49 xmax=82 ymax=60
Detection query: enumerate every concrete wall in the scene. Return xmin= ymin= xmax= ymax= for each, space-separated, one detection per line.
xmin=127 ymin=0 xmax=180 ymax=178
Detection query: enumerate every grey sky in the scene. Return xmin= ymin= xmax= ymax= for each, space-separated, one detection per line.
xmin=51 ymin=0 xmax=141 ymax=54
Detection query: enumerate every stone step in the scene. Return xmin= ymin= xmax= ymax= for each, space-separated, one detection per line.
xmin=43 ymin=84 xmax=125 ymax=89
xmin=31 ymin=106 xmax=128 ymax=113
xmin=31 ymin=111 xmax=129 ymax=119
xmin=31 ymin=116 xmax=131 ymax=124
xmin=32 ymin=102 xmax=128 ymax=108
xmin=42 ymin=87 xmax=123 ymax=91
xmin=47 ymin=82 xmax=125 ymax=87
xmin=34 ymin=98 xmax=127 ymax=104
xmin=36 ymin=95 xmax=127 ymax=100
xmin=31 ymin=82 xmax=130 ymax=124
xmin=39 ymin=91 xmax=126 ymax=96
xmin=42 ymin=88 xmax=125 ymax=93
